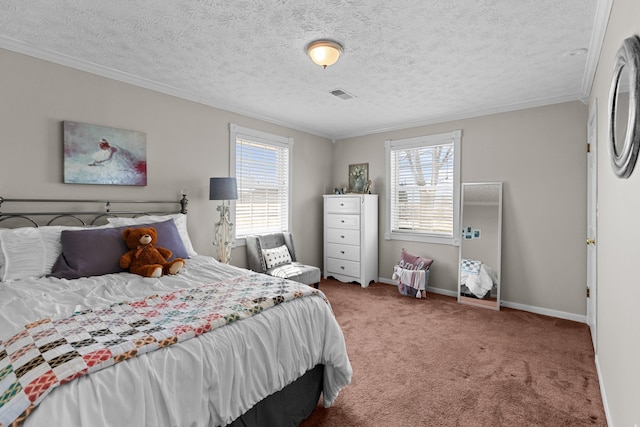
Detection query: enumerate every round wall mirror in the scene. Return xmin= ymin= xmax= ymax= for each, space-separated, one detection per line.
xmin=608 ymin=35 xmax=640 ymax=178
xmin=614 ymin=65 xmax=630 ymax=156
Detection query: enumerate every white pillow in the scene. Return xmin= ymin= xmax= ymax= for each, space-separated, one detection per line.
xmin=0 ymin=227 xmax=46 ymax=282
xmin=107 ymin=214 xmax=197 ymax=257
xmin=0 ymin=225 xmax=112 ymax=282
xmin=262 ymin=244 xmax=292 ymax=269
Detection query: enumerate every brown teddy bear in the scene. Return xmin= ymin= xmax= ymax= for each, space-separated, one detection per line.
xmin=120 ymin=226 xmax=185 ymax=278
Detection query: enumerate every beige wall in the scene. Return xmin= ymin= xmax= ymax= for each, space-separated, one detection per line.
xmin=334 ymin=101 xmax=588 ymax=316
xmin=589 ymin=0 xmax=640 ymax=424
xmin=0 ymin=48 xmax=334 ymax=269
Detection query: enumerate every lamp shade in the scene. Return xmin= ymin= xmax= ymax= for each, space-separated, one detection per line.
xmin=209 ymin=177 xmax=237 ymax=201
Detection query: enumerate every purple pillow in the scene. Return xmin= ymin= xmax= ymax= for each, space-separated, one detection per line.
xmin=50 ymin=227 xmax=127 ymax=279
xmin=398 ymin=248 xmax=433 ymax=271
xmin=50 ymin=220 xmax=188 ymax=280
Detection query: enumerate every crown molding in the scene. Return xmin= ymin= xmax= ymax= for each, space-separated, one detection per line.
xmin=579 ymin=0 xmax=613 ymax=101
xmin=332 ymin=94 xmax=581 ymax=141
xmin=0 ymin=35 xmax=590 ymax=144
xmin=0 ymin=36 xmax=335 ymax=142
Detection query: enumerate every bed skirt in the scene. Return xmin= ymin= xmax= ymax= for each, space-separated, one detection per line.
xmin=228 ymin=364 xmax=324 ymax=426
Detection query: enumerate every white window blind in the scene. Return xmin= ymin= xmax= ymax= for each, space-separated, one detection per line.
xmin=230 ymin=124 xmax=292 ymax=240
xmin=385 ymin=130 xmax=461 ymax=245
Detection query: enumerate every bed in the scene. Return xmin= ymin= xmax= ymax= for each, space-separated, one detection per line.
xmin=0 ymin=196 xmax=352 ymax=427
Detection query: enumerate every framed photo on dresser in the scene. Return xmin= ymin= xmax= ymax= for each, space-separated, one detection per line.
xmin=348 ymin=163 xmax=368 ymax=193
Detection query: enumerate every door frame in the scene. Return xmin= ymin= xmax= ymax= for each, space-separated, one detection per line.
xmin=587 ymin=99 xmax=598 ymax=352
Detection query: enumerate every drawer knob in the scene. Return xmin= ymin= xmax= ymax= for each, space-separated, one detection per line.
xmin=340 ymin=250 xmax=345 ymax=254
xmin=340 ymin=266 xmax=345 ymax=269
xmin=340 ymin=203 xmax=344 ymax=206
xmin=341 ymin=235 xmax=345 ymax=238
xmin=341 ymin=220 xmax=345 ymax=223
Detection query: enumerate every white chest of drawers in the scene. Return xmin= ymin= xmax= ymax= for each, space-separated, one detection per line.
xmin=323 ymin=194 xmax=378 ymax=287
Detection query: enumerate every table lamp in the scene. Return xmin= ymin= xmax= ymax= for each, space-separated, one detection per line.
xmin=209 ymin=177 xmax=238 ymax=263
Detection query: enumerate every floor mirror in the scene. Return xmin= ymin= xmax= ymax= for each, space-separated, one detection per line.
xmin=458 ymin=182 xmax=502 ymax=310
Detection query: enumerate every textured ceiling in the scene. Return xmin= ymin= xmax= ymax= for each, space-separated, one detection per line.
xmin=0 ymin=0 xmax=602 ymax=140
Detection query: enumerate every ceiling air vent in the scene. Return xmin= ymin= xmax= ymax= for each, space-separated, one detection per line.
xmin=330 ymin=88 xmax=356 ymax=100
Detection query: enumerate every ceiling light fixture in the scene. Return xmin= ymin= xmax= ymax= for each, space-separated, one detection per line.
xmin=307 ymin=40 xmax=343 ymax=69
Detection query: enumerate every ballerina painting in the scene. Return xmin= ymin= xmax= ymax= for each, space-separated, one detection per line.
xmin=63 ymin=121 xmax=147 ymax=186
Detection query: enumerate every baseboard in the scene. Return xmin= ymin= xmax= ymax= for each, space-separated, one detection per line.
xmin=500 ymin=300 xmax=586 ymax=323
xmin=377 ymin=278 xmax=398 ymax=286
xmin=378 ymin=278 xmax=458 ymax=298
xmin=595 ymin=354 xmax=613 ymax=426
xmin=377 ymin=277 xmax=587 ymax=323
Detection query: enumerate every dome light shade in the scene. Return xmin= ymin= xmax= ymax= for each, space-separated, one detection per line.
xmin=307 ymin=40 xmax=343 ymax=68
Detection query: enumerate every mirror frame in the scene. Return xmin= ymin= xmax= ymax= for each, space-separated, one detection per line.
xmin=608 ymin=35 xmax=640 ymax=179
xmin=458 ymin=182 xmax=502 ymax=311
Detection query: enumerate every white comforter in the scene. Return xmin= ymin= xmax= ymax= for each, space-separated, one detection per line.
xmin=0 ymin=256 xmax=352 ymax=427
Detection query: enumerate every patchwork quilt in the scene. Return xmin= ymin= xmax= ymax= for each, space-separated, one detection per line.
xmin=0 ymin=273 xmax=321 ymax=427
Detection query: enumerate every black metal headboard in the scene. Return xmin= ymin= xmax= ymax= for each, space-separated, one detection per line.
xmin=0 ymin=195 xmax=188 ymax=227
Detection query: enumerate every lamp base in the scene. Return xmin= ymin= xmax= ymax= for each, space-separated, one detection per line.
xmin=213 ymin=202 xmax=233 ymax=263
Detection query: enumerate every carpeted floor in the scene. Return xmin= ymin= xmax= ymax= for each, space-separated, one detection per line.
xmin=300 ymin=279 xmax=606 ymax=426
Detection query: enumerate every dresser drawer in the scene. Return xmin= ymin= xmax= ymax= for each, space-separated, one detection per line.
xmin=326 ymin=257 xmax=360 ymax=278
xmin=325 ymin=196 xmax=361 ymax=214
xmin=326 ymin=213 xmax=360 ymax=229
xmin=326 ymin=228 xmax=360 ymax=246
xmin=326 ymin=242 xmax=360 ymax=262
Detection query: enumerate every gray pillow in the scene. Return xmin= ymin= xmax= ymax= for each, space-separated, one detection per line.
xmin=129 ymin=219 xmax=189 ymax=260
xmin=50 ymin=219 xmax=187 ymax=280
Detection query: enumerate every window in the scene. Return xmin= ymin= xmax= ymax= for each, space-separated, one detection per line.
xmin=385 ymin=130 xmax=461 ymax=245
xmin=230 ymin=124 xmax=292 ymax=242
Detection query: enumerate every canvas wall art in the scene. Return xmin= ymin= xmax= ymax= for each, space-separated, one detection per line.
xmin=63 ymin=121 xmax=147 ymax=186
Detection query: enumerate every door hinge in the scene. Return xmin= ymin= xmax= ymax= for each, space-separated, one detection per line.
xmin=587 ymin=143 xmax=591 ymax=153
xmin=586 ymin=287 xmax=590 ymax=298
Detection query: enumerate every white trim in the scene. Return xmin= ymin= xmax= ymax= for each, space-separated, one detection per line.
xmin=384 ymin=232 xmax=457 ymax=246
xmin=0 ymin=36 xmax=594 ymax=142
xmin=426 ymin=286 xmax=457 ymax=298
xmin=334 ymin=94 xmax=579 ymax=140
xmin=379 ymin=278 xmax=467 ymax=298
xmin=385 ymin=130 xmax=461 ymax=246
xmin=500 ymin=300 xmax=586 ymax=323
xmin=595 ymin=354 xmax=613 ymax=427
xmin=378 ymin=278 xmax=586 ymax=322
xmin=233 ymin=124 xmax=293 ymax=148
xmin=0 ymin=37 xmax=335 ymax=141
xmin=579 ymin=0 xmax=613 ymax=101
xmin=386 ymin=130 xmax=460 ymax=149
xmin=586 ymin=99 xmax=598 ymax=352
xmin=229 ymin=123 xmax=293 ymax=244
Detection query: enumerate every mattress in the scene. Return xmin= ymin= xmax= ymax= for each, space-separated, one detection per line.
xmin=0 ymin=255 xmax=352 ymax=426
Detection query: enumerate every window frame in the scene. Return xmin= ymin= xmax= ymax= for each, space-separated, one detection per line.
xmin=385 ymin=129 xmax=461 ymax=246
xmin=229 ymin=123 xmax=293 ymax=246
